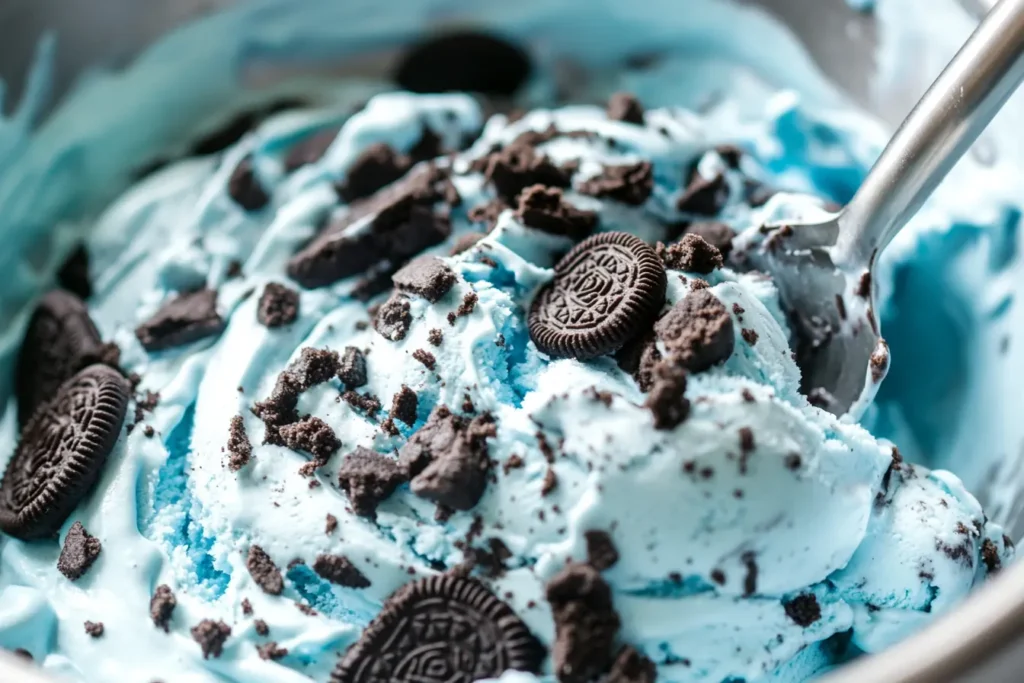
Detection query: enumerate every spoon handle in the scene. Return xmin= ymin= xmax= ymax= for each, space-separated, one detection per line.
xmin=834 ymin=0 xmax=1024 ymax=266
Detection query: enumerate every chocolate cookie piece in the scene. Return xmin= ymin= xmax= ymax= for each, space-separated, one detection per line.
xmin=677 ymin=173 xmax=729 ymax=216
xmin=150 ymin=585 xmax=177 ymax=631
xmin=337 ymin=347 xmax=368 ymax=389
xmin=644 ymin=359 xmax=690 ymax=430
xmin=331 ymin=575 xmax=543 ymax=683
xmin=0 ymin=365 xmax=129 ymax=540
xmin=57 ymin=245 xmax=92 ymax=300
xmin=287 ymin=166 xmax=454 ymax=289
xmin=392 ymin=256 xmax=457 ymax=302
xmin=257 ymin=283 xmax=300 ymax=328
xmin=312 ymin=554 xmax=371 ymax=588
xmin=226 ymin=416 xmax=253 ymax=472
xmin=606 ymin=92 xmax=645 ymax=125
xmin=279 ymin=417 xmax=340 ymax=461
xmin=584 ymin=530 xmax=620 ymax=571
xmin=654 ymin=289 xmax=735 ymax=372
xmin=607 ymin=646 xmax=657 ymax=683
xmin=336 ymin=143 xmax=412 ymax=203
xmin=57 ymin=521 xmax=102 ymax=580
xmin=546 ymin=563 xmax=621 ymax=683
xmin=656 ymin=234 xmax=723 ymax=274
xmin=246 ymin=545 xmax=284 ymax=596
xmin=784 ymin=593 xmax=821 ymax=627
xmin=373 ymin=292 xmax=413 ymax=341
xmin=389 ymin=386 xmax=419 ymax=427
xmin=515 ymin=185 xmax=598 ymax=239
xmin=337 ymin=447 xmax=408 ymax=518
xmin=392 ymin=31 xmax=532 ymax=96
xmin=485 ymin=144 xmax=573 ymax=203
xmin=284 ymin=126 xmax=341 ymax=172
xmin=577 ymin=162 xmax=653 ymax=206
xmin=16 ymin=290 xmax=107 ymax=426
xmin=529 ymin=232 xmax=667 ymax=359
xmin=227 ymin=155 xmax=270 ymax=211
xmin=84 ymin=621 xmax=105 ymax=638
xmin=684 ymin=221 xmax=735 ymax=260
xmin=191 ymin=619 xmax=231 ymax=659
xmin=409 ymin=413 xmax=495 ymax=511
xmin=135 ymin=289 xmax=225 ymax=352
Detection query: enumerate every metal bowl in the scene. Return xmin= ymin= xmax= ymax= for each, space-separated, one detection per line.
xmin=0 ymin=0 xmax=1020 ymax=681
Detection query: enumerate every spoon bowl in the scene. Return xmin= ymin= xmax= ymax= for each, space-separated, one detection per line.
xmin=745 ymin=0 xmax=1024 ymax=417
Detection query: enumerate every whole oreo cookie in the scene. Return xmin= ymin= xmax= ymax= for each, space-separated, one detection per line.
xmin=0 ymin=365 xmax=129 ymax=540
xmin=332 ymin=575 xmax=543 ymax=683
xmin=16 ymin=290 xmax=106 ymax=426
xmin=529 ymin=232 xmax=667 ymax=359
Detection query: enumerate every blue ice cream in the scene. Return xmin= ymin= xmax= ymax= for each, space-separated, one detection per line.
xmin=0 ymin=1 xmax=1018 ymax=682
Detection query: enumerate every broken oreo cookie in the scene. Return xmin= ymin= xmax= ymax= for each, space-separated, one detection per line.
xmin=331 ymin=575 xmax=542 ymax=683
xmin=0 ymin=365 xmax=129 ymax=540
xmin=16 ymin=290 xmax=107 ymax=426
xmin=529 ymin=232 xmax=666 ymax=359
xmin=135 ymin=289 xmax=225 ymax=352
xmin=392 ymin=31 xmax=532 ymax=97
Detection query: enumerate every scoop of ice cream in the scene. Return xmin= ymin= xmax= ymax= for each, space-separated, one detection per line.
xmin=0 ymin=87 xmax=1011 ymax=683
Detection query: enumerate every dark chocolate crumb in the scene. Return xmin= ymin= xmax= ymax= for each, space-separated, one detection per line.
xmin=241 ymin=598 xmax=253 ymax=616
xmin=741 ymin=388 xmax=755 ymax=403
xmin=412 ymin=348 xmax=437 ymax=370
xmin=135 ymin=289 xmax=225 ymax=352
xmin=58 ymin=244 xmax=92 ymax=300
xmin=710 ymin=569 xmax=726 ymax=585
xmin=337 ymin=347 xmax=368 ymax=390
xmin=312 ymin=554 xmax=371 ymax=588
xmin=515 ymin=184 xmax=597 ymax=239
xmin=541 ymin=468 xmax=559 ymax=496
xmin=577 ymin=162 xmax=653 ymax=206
xmin=485 ymin=143 xmax=573 ymax=203
xmin=677 ymin=173 xmax=729 ymax=216
xmin=644 ymin=359 xmax=690 ymax=430
xmin=503 ymin=454 xmax=525 ymax=474
xmin=606 ymin=92 xmax=645 ymax=125
xmin=741 ymin=551 xmax=758 ymax=597
xmin=257 ymin=283 xmax=300 ymax=328
xmin=143 ymin=425 xmax=155 ymax=438
xmin=279 ymin=416 xmax=341 ymax=461
xmin=546 ymin=563 xmax=621 ymax=683
xmin=150 ymin=585 xmax=176 ymax=632
xmin=784 ymin=593 xmax=821 ymax=627
xmin=856 ymin=271 xmax=872 ymax=298
xmin=191 ymin=619 xmax=231 ymax=659
xmin=454 ymin=291 xmax=479 ymax=320
xmin=981 ymin=539 xmax=1002 ymax=573
xmin=84 ymin=621 xmax=104 ymax=638
xmin=246 ymin=545 xmax=284 ymax=596
xmin=684 ymin=222 xmax=735 ymax=260
xmin=741 ymin=328 xmax=759 ymax=345
xmin=228 ymin=156 xmax=270 ymax=211
xmin=336 ymin=143 xmax=411 ymax=203
xmin=784 ymin=453 xmax=802 ymax=471
xmin=337 ymin=447 xmax=408 ymax=517
xmin=341 ymin=390 xmax=382 ymax=417
xmin=584 ymin=530 xmax=619 ymax=571
xmin=427 ymin=328 xmax=444 ymax=346
xmin=389 ymin=385 xmax=419 ymax=426
xmin=607 ymin=646 xmax=657 ymax=683
xmin=254 ymin=619 xmax=269 ymax=636
xmin=656 ymin=234 xmax=723 ymax=274
xmin=373 ymin=292 xmax=413 ymax=341
xmin=227 ymin=415 xmax=253 ymax=471
xmin=58 ymin=522 xmax=102 ymax=581
xmin=393 ymin=256 xmax=458 ymax=303
xmin=257 ymin=641 xmax=288 ymax=661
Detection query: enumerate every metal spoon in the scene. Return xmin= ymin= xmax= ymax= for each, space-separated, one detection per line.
xmin=745 ymin=0 xmax=1024 ymax=418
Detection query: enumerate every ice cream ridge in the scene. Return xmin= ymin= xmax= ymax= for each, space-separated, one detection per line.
xmin=0 ymin=83 xmax=1012 ymax=682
